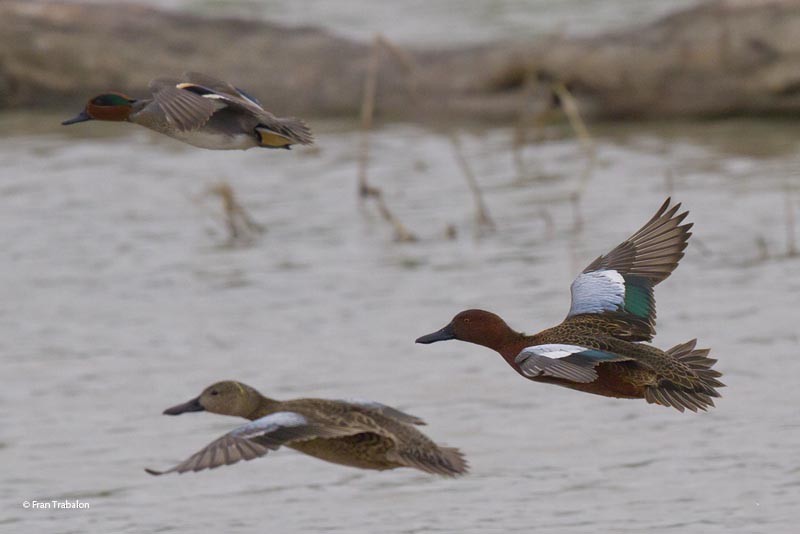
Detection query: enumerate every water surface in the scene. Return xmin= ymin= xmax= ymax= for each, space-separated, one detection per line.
xmin=2 ymin=112 xmax=799 ymax=532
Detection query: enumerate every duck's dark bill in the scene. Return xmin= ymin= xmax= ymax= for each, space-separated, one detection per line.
xmin=61 ymin=111 xmax=92 ymax=125
xmin=163 ymin=397 xmax=204 ymax=415
xmin=415 ymin=323 xmax=455 ymax=344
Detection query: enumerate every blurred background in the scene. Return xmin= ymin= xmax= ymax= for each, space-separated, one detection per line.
xmin=2 ymin=1 xmax=799 ymax=533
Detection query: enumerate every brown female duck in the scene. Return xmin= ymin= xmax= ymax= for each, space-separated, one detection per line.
xmin=417 ymin=198 xmax=724 ymax=412
xmin=146 ymin=381 xmax=467 ymax=476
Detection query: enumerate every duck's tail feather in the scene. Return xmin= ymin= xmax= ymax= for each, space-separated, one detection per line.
xmin=256 ymin=117 xmax=314 ymax=148
xmin=394 ymin=446 xmax=469 ymax=477
xmin=645 ymin=339 xmax=725 ymax=413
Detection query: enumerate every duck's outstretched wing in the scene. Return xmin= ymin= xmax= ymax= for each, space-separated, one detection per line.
xmin=340 ymin=399 xmax=426 ymax=426
xmin=145 ymin=411 xmax=355 ymax=476
xmin=515 ymin=344 xmax=631 ymax=383
xmin=180 ymin=72 xmax=314 ymax=147
xmin=291 ymin=400 xmax=467 ymax=477
xmin=566 ymin=198 xmax=692 ymax=342
xmin=182 ymin=72 xmax=263 ymax=107
xmin=148 ymin=77 xmax=222 ymax=132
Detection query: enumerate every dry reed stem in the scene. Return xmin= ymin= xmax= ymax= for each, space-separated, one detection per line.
xmin=365 ymin=186 xmax=417 ymax=242
xmin=450 ymin=134 xmax=496 ymax=231
xmin=358 ymin=34 xmax=420 ymax=198
xmin=511 ymin=72 xmax=563 ymax=181
xmin=552 ymin=82 xmax=594 ymax=157
xmin=206 ymin=182 xmax=265 ymax=241
xmin=355 ymin=34 xmax=420 ymax=242
xmin=357 ymin=35 xmax=381 ymax=199
xmin=785 ymin=185 xmax=797 ymax=257
xmin=375 ymin=35 xmax=419 ymax=99
xmin=552 ymin=82 xmax=596 ymax=232
xmin=512 ymin=70 xmax=538 ymax=180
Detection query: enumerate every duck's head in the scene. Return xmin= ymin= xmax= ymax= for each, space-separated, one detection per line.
xmin=62 ymin=93 xmax=137 ymax=125
xmin=162 ymin=381 xmax=261 ymax=418
xmin=416 ymin=309 xmax=516 ymax=350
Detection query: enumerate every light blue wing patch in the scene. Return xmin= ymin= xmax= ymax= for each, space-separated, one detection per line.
xmin=144 ymin=411 xmax=312 ymax=476
xmin=515 ymin=344 xmax=627 ymax=383
xmin=568 ymin=270 xmax=625 ymax=317
xmin=231 ymin=411 xmax=308 ymax=439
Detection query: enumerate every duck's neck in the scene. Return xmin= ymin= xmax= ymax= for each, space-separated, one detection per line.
xmin=486 ymin=330 xmax=540 ymax=372
xmin=246 ymin=394 xmax=281 ymax=420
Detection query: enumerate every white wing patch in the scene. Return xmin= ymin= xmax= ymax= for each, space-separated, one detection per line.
xmin=568 ymin=269 xmax=625 ymax=317
xmin=515 ymin=344 xmax=602 ymax=383
xmin=231 ymin=411 xmax=307 ymax=439
xmin=516 ymin=343 xmax=594 ymax=361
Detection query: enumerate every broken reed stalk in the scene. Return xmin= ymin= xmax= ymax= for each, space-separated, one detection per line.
xmin=207 ymin=182 xmax=265 ymax=241
xmin=370 ymin=187 xmax=417 ymax=242
xmin=451 ymin=134 xmax=496 ymax=231
xmin=375 ymin=34 xmax=419 ymax=99
xmin=552 ymin=82 xmax=596 ymax=232
xmin=512 ymin=71 xmax=562 ymax=181
xmin=512 ymin=70 xmax=538 ymax=180
xmin=358 ymin=33 xmax=420 ymax=198
xmin=552 ymin=82 xmax=594 ymax=157
xmin=356 ymin=34 xmax=417 ymax=242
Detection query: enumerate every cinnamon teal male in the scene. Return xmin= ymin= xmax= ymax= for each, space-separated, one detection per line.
xmin=416 ymin=198 xmax=724 ymax=413
xmin=146 ymin=381 xmax=467 ymax=477
xmin=62 ymin=72 xmax=313 ymax=150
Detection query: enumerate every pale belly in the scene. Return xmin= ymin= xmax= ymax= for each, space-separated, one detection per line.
xmin=168 ymin=130 xmax=258 ymax=150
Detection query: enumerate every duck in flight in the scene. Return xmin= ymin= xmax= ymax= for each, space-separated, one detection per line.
xmin=416 ymin=198 xmax=724 ymax=412
xmin=146 ymin=381 xmax=467 ymax=477
xmin=62 ymin=72 xmax=313 ymax=150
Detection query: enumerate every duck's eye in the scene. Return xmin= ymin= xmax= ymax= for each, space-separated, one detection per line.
xmin=463 ymin=318 xmax=471 ymax=324
xmin=210 ymin=390 xmax=219 ymax=396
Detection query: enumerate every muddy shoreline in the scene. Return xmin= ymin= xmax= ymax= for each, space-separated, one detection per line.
xmin=2 ymin=0 xmax=800 ymax=120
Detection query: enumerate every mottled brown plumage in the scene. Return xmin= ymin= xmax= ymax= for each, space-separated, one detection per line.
xmin=146 ymin=381 xmax=467 ymax=477
xmin=417 ymin=198 xmax=724 ymax=412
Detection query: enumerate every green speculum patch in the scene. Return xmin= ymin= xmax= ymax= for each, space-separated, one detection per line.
xmin=623 ymin=279 xmax=652 ymax=319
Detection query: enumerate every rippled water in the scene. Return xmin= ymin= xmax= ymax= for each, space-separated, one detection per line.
xmin=3 ymin=110 xmax=800 ymax=532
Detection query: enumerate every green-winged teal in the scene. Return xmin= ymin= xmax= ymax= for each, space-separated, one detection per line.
xmin=62 ymin=72 xmax=313 ymax=150
xmin=417 ymin=198 xmax=724 ymax=412
xmin=146 ymin=381 xmax=467 ymax=476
